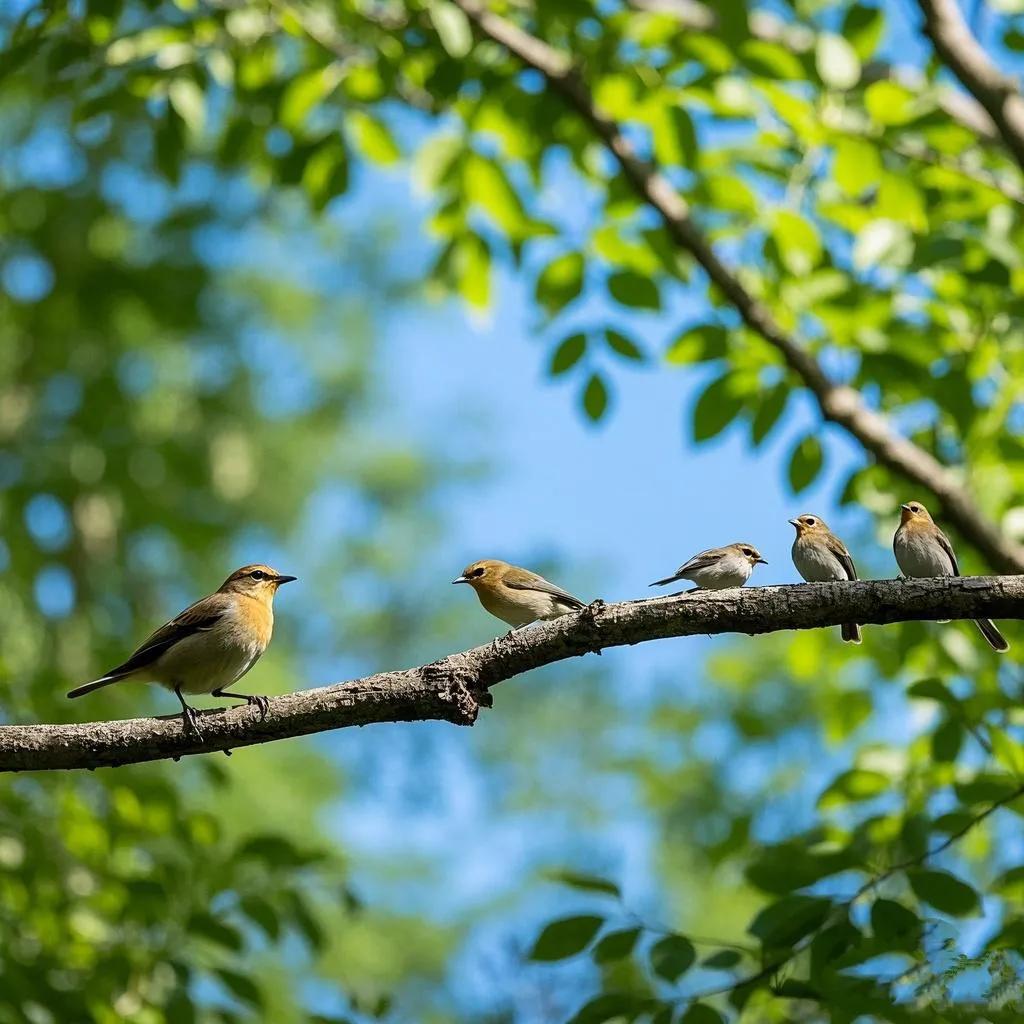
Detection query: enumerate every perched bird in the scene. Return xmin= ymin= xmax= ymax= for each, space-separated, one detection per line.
xmin=67 ymin=564 xmax=297 ymax=735
xmin=789 ymin=513 xmax=861 ymax=644
xmin=452 ymin=559 xmax=585 ymax=629
xmin=650 ymin=543 xmax=767 ymax=590
xmin=893 ymin=500 xmax=1008 ymax=652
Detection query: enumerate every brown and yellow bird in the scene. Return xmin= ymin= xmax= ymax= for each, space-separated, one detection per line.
xmin=67 ymin=564 xmax=297 ymax=735
xmin=893 ymin=500 xmax=1008 ymax=652
xmin=789 ymin=513 xmax=861 ymax=644
xmin=453 ymin=559 xmax=585 ymax=630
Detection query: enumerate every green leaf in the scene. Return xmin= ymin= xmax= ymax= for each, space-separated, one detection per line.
xmin=582 ymin=374 xmax=609 ymax=422
xmin=187 ymin=913 xmax=244 ymax=951
xmin=931 ymin=717 xmax=963 ymax=763
xmin=816 ymin=32 xmax=861 ymax=89
xmin=702 ymin=949 xmax=742 ymax=969
xmin=592 ymin=927 xmax=641 ymax=963
xmin=770 ymin=210 xmax=821 ymax=275
xmin=649 ymin=934 xmax=696 ymax=981
xmin=870 ymin=899 xmax=921 ymax=943
xmin=301 ymin=139 xmax=349 ymax=210
xmin=991 ymin=729 xmax=1024 ymax=775
xmin=536 ymin=252 xmax=584 ymax=315
xmin=652 ymin=105 xmax=697 ymax=167
xmin=549 ymin=334 xmax=587 ymax=376
xmin=666 ymin=324 xmax=727 ymax=364
xmin=749 ymin=896 xmax=831 ymax=950
xmin=843 ymin=4 xmax=885 ymax=60
xmin=907 ymin=869 xmax=980 ymax=917
xmin=529 ymin=915 xmax=604 ymax=961
xmin=605 ymin=328 xmax=644 ymax=361
xmin=680 ymin=1006 xmax=725 ymax=1024
xmin=464 ymin=153 xmax=525 ymax=235
xmin=608 ymin=270 xmax=660 ymax=310
xmin=454 ymin=232 xmax=490 ymax=309
xmin=280 ymin=66 xmax=341 ymax=131
xmin=788 ymin=435 xmax=824 ymax=493
xmin=692 ymin=374 xmax=743 ymax=442
xmin=431 ymin=0 xmax=472 ymax=57
xmin=569 ymin=994 xmax=648 ymax=1024
xmin=347 ymin=110 xmax=400 ymax=165
xmin=551 ymin=870 xmax=620 ymax=897
xmin=907 ymin=677 xmax=959 ymax=705
xmin=750 ymin=384 xmax=788 ymax=445
xmin=215 ymin=968 xmax=263 ymax=1009
xmin=955 ymin=773 xmax=1021 ymax=804
xmin=833 ymin=137 xmax=881 ymax=197
xmin=818 ymin=769 xmax=888 ymax=807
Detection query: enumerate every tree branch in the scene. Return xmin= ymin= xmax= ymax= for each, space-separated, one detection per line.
xmin=633 ymin=0 xmax=999 ymax=141
xmin=451 ymin=0 xmax=1024 ymax=575
xmin=917 ymin=0 xmax=1024 ymax=171
xmin=4 ymin=577 xmax=1024 ymax=772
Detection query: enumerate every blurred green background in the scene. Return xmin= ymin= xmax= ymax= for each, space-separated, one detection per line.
xmin=3 ymin=0 xmax=1024 ymax=1021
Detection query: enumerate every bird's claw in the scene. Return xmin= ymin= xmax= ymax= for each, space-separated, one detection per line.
xmin=182 ymin=705 xmax=204 ymax=740
xmin=248 ymin=694 xmax=270 ymax=720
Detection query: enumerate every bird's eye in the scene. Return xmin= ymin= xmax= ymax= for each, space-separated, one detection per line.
xmin=250 ymin=570 xmax=266 ymax=580
xmin=742 ymin=548 xmax=752 ymax=556
xmin=806 ymin=518 xmax=815 ymax=526
xmin=472 ymin=567 xmax=486 ymax=578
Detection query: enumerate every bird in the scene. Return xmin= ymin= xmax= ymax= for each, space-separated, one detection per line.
xmin=67 ymin=564 xmax=297 ymax=735
xmin=649 ymin=543 xmax=767 ymax=590
xmin=452 ymin=559 xmax=585 ymax=629
xmin=893 ymin=500 xmax=1008 ymax=652
xmin=789 ymin=513 xmax=861 ymax=644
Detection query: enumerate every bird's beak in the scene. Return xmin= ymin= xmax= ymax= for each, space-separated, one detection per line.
xmin=452 ymin=575 xmax=469 ymax=585
xmin=756 ymin=558 xmax=768 ymax=565
xmin=787 ymin=518 xmax=799 ymax=528
xmin=274 ymin=574 xmax=298 ymax=585
xmin=900 ymin=503 xmax=911 ymax=513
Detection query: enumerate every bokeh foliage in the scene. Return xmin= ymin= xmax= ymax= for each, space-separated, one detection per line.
xmin=4 ymin=0 xmax=1024 ymax=1021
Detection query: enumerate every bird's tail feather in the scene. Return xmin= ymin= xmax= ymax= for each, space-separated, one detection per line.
xmin=66 ymin=673 xmax=132 ymax=699
xmin=841 ymin=622 xmax=862 ymax=644
xmin=973 ymin=618 xmax=1009 ymax=652
xmin=649 ymin=575 xmax=680 ymax=588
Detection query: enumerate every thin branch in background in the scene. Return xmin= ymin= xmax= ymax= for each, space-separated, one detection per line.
xmin=917 ymin=0 xmax=1024 ymax=172
xmin=630 ymin=0 xmax=999 ymax=140
xmin=685 ymin=779 xmax=1024 ymax=1004
xmin=450 ymin=0 xmax=1024 ymax=574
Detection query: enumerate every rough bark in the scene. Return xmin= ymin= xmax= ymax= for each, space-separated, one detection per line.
xmin=5 ymin=577 xmax=1023 ymax=773
xmin=451 ymin=0 xmax=1024 ymax=575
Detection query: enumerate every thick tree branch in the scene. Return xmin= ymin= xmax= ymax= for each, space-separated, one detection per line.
xmin=451 ymin=0 xmax=1024 ymax=574
xmin=917 ymin=0 xmax=1024 ymax=171
xmin=4 ymin=577 xmax=1024 ymax=773
xmin=634 ymin=0 xmax=999 ymax=141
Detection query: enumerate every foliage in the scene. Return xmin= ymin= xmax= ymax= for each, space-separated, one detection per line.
xmin=5 ymin=0 xmax=1024 ymax=1022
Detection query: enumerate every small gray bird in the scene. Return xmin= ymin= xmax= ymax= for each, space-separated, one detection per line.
xmin=453 ymin=558 xmax=585 ymax=629
xmin=67 ymin=564 xmax=297 ymax=735
xmin=789 ymin=513 xmax=861 ymax=644
xmin=650 ymin=542 xmax=767 ymax=590
xmin=893 ymin=500 xmax=1008 ymax=652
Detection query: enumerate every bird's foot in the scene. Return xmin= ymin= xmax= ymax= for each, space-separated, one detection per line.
xmin=182 ymin=704 xmax=204 ymax=740
xmin=248 ymin=694 xmax=270 ymax=720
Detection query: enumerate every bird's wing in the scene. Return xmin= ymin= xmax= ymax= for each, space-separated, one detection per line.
xmin=826 ymin=535 xmax=858 ymax=581
xmin=935 ymin=528 xmax=960 ymax=576
xmin=676 ymin=549 xmax=723 ymax=575
xmin=502 ymin=569 xmax=585 ymax=609
xmin=106 ymin=594 xmax=228 ymax=677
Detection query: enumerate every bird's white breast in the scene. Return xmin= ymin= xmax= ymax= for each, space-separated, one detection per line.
xmin=894 ymin=528 xmax=951 ymax=577
xmin=792 ymin=538 xmax=844 ymax=582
